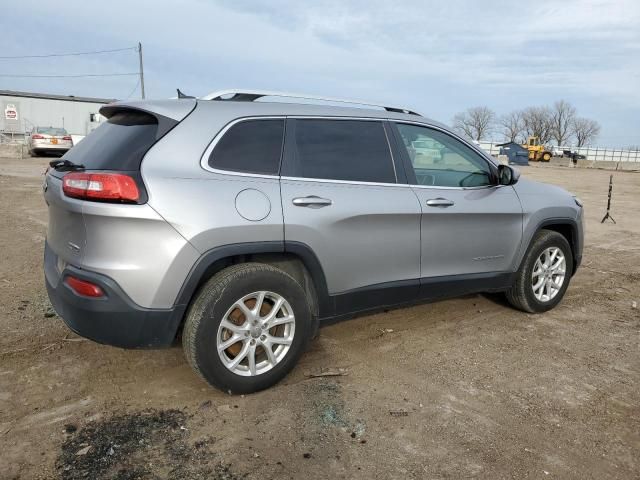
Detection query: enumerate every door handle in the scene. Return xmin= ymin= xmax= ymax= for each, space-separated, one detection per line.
xmin=426 ymin=198 xmax=454 ymax=207
xmin=292 ymin=196 xmax=332 ymax=208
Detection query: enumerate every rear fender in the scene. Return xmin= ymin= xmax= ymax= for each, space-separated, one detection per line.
xmin=173 ymin=241 xmax=332 ymax=319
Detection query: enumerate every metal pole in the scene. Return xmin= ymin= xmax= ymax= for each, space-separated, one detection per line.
xmin=601 ymin=174 xmax=616 ymax=224
xmin=138 ymin=42 xmax=146 ymax=99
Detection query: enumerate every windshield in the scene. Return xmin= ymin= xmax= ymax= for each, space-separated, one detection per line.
xmin=37 ymin=127 xmax=68 ymax=136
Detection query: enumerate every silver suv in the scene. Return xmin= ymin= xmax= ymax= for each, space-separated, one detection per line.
xmin=44 ymin=90 xmax=583 ymax=393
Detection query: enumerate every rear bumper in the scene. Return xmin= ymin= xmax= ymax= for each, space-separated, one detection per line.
xmin=44 ymin=241 xmax=184 ymax=348
xmin=32 ymin=142 xmax=70 ymax=151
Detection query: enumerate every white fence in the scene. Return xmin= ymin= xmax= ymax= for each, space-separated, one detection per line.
xmin=478 ymin=141 xmax=640 ymax=163
xmin=573 ymin=146 xmax=640 ymax=163
xmin=0 ymin=131 xmax=25 ymax=144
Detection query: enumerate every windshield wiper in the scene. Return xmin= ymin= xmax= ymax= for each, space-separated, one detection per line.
xmin=49 ymin=159 xmax=85 ymax=172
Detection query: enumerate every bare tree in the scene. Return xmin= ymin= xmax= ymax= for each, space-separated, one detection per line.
xmin=499 ymin=110 xmax=525 ymax=142
xmin=572 ymin=118 xmax=600 ymax=147
xmin=550 ymin=100 xmax=576 ymax=146
xmin=452 ymin=107 xmax=495 ymax=141
xmin=521 ymin=106 xmax=553 ymax=144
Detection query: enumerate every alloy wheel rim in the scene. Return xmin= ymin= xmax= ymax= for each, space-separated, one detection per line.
xmin=531 ymin=247 xmax=566 ymax=302
xmin=217 ymin=291 xmax=295 ymax=376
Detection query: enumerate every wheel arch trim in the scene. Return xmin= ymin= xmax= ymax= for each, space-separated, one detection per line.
xmin=172 ymin=241 xmax=332 ymax=317
xmin=520 ymin=217 xmax=582 ymax=274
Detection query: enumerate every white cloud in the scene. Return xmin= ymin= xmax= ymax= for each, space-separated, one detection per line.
xmin=1 ymin=0 xmax=638 ymax=145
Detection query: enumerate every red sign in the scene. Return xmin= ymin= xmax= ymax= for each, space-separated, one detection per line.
xmin=4 ymin=104 xmax=18 ymax=120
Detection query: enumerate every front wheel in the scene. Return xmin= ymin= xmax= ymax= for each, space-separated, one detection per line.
xmin=182 ymin=263 xmax=313 ymax=393
xmin=506 ymin=230 xmax=573 ymax=313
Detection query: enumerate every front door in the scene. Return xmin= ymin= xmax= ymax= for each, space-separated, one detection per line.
xmin=391 ymin=122 xmax=523 ymax=290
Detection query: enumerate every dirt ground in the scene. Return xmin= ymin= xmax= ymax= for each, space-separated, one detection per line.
xmin=0 ymin=157 xmax=638 ymax=480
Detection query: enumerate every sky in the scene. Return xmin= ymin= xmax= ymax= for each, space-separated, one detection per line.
xmin=1 ymin=0 xmax=638 ymax=147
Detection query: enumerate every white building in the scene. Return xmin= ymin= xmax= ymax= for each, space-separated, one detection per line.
xmin=0 ymin=90 xmax=114 ymax=142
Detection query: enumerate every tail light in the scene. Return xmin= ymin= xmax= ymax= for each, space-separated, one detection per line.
xmin=65 ymin=275 xmax=104 ymax=298
xmin=62 ymin=172 xmax=140 ymax=203
xmin=32 ymin=134 xmax=44 ymax=139
xmin=62 ymin=136 xmax=72 ymax=141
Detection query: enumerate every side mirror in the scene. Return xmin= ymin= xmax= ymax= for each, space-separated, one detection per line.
xmin=498 ymin=164 xmax=520 ymax=185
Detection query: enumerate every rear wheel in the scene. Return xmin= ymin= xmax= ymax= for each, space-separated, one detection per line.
xmin=182 ymin=263 xmax=313 ymax=393
xmin=506 ymin=230 xmax=573 ymax=313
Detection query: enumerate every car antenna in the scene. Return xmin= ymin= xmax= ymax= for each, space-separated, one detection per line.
xmin=176 ymin=89 xmax=195 ymax=99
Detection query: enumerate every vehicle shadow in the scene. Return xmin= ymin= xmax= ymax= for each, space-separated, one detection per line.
xmin=480 ymin=291 xmax=511 ymax=308
xmin=318 ymin=292 xmax=502 ymax=328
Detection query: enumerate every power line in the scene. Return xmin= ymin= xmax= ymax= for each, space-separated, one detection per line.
xmin=124 ymin=78 xmax=141 ymax=99
xmin=0 ymin=42 xmax=146 ymax=99
xmin=0 ymin=46 xmax=137 ymax=60
xmin=0 ymin=72 xmax=139 ymax=78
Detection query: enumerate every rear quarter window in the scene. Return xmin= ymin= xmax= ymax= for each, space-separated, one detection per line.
xmin=62 ymin=110 xmax=169 ymax=171
xmin=208 ymin=119 xmax=285 ymax=175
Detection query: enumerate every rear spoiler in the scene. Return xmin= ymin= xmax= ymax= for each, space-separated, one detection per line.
xmin=99 ymin=100 xmax=197 ymax=140
xmin=100 ymin=99 xmax=196 ymax=122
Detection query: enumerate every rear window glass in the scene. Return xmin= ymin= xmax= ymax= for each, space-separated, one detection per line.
xmin=209 ymin=119 xmax=284 ymax=175
xmin=287 ymin=119 xmax=396 ymax=183
xmin=62 ymin=110 xmax=162 ymax=171
xmin=37 ymin=127 xmax=67 ymax=135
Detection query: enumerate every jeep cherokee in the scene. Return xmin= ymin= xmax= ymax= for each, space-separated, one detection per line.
xmin=43 ymin=90 xmax=584 ymax=393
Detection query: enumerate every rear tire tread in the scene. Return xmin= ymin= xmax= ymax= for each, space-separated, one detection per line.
xmin=182 ymin=262 xmax=311 ymax=393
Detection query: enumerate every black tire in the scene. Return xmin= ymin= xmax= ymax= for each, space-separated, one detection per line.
xmin=182 ymin=263 xmax=313 ymax=394
xmin=505 ymin=230 xmax=573 ymax=313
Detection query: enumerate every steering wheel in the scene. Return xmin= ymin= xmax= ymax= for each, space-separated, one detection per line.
xmin=417 ymin=173 xmax=434 ymax=185
xmin=458 ymin=171 xmax=488 ymax=187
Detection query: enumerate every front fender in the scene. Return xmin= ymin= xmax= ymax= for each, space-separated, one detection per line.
xmin=512 ymin=178 xmax=583 ymax=272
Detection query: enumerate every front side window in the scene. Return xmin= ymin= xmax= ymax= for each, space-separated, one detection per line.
xmin=289 ymin=119 xmax=396 ymax=183
xmin=209 ymin=119 xmax=285 ymax=175
xmin=395 ymin=123 xmax=493 ymax=188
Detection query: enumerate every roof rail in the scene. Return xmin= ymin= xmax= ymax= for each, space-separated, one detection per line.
xmin=201 ymin=89 xmax=421 ymax=116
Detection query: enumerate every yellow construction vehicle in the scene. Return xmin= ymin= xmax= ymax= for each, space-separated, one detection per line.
xmin=523 ymin=136 xmax=552 ymax=162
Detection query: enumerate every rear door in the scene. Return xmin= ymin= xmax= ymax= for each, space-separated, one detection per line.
xmin=391 ymin=122 xmax=523 ymax=284
xmin=280 ymin=118 xmax=422 ymax=314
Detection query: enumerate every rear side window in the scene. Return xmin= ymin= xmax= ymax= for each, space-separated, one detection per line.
xmin=63 ymin=110 xmax=164 ymax=171
xmin=287 ymin=119 xmax=395 ymax=183
xmin=209 ymin=119 xmax=284 ymax=175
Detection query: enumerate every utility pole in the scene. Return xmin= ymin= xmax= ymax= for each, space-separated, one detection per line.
xmin=138 ymin=42 xmax=145 ymax=99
